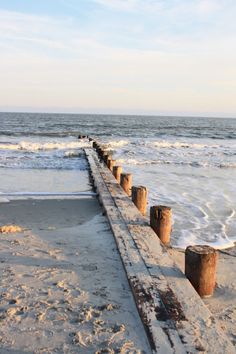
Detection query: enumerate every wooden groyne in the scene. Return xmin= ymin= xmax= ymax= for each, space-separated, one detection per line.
xmin=84 ymin=139 xmax=234 ymax=353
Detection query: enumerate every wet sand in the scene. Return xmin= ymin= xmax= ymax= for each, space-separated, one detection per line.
xmin=0 ymin=199 xmax=151 ymax=353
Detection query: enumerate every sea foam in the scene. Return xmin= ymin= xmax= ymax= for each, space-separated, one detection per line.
xmin=0 ymin=140 xmax=90 ymax=151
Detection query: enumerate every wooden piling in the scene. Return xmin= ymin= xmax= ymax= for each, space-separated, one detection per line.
xmin=97 ymin=147 xmax=102 ymax=157
xmin=132 ymin=186 xmax=148 ymax=216
xmin=108 ymin=159 xmax=115 ymax=172
xmin=185 ymin=245 xmax=218 ymax=297
xmin=120 ymin=173 xmax=132 ymax=197
xmin=104 ymin=154 xmax=112 ymax=165
xmin=98 ymin=148 xmax=104 ymax=159
xmin=102 ymin=152 xmax=109 ymax=162
xmin=100 ymin=149 xmax=105 ymax=159
xmin=106 ymin=155 xmax=112 ymax=166
xmin=113 ymin=166 xmax=122 ymax=184
xmin=150 ymin=205 xmax=172 ymax=245
xmin=96 ymin=145 xmax=101 ymax=153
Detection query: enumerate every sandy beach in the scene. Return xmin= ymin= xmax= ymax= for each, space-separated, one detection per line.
xmin=0 ymin=198 xmax=151 ymax=353
xmin=169 ymin=247 xmax=236 ymax=347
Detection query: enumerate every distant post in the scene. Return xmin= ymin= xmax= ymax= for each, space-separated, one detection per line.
xmin=108 ymin=159 xmax=115 ymax=172
xmin=120 ymin=173 xmax=132 ymax=197
xmin=132 ymin=186 xmax=148 ymax=216
xmin=113 ymin=166 xmax=122 ymax=184
xmin=102 ymin=152 xmax=109 ymax=162
xmin=105 ymin=155 xmax=112 ymax=166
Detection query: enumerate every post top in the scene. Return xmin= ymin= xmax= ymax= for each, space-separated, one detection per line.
xmin=186 ymin=245 xmax=217 ymax=254
xmin=121 ymin=173 xmax=132 ymax=177
xmin=132 ymin=185 xmax=147 ymax=191
xmin=151 ymin=205 xmax=172 ymax=211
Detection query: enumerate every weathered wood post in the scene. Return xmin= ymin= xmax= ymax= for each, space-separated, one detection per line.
xmin=96 ymin=145 xmax=101 ymax=153
xmin=120 ymin=173 xmax=132 ymax=197
xmin=132 ymin=186 xmax=148 ymax=216
xmin=185 ymin=245 xmax=218 ymax=297
xmin=92 ymin=141 xmax=97 ymax=149
xmin=99 ymin=149 xmax=105 ymax=159
xmin=105 ymin=155 xmax=112 ymax=166
xmin=113 ymin=166 xmax=122 ymax=184
xmin=102 ymin=152 xmax=109 ymax=162
xmin=108 ymin=159 xmax=115 ymax=172
xmin=150 ymin=205 xmax=172 ymax=245
xmin=99 ymin=147 xmax=104 ymax=158
xmin=96 ymin=147 xmax=101 ymax=156
xmin=101 ymin=150 xmax=107 ymax=158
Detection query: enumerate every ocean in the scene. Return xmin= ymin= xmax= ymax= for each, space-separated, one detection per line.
xmin=0 ymin=112 xmax=235 ymax=249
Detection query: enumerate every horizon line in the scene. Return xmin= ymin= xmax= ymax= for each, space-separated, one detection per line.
xmin=0 ymin=109 xmax=235 ymax=120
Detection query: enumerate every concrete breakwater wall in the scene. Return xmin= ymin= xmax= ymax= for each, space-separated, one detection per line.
xmin=83 ymin=137 xmax=234 ymax=354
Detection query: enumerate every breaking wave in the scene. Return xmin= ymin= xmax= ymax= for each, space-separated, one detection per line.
xmin=106 ymin=140 xmax=129 ymax=148
xmin=0 ymin=141 xmax=90 ymax=152
xmin=116 ymin=158 xmax=236 ymax=168
xmin=152 ymin=141 xmax=217 ymax=149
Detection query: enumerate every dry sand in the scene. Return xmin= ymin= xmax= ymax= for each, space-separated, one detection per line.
xmin=0 ymin=199 xmax=151 ymax=354
xmin=169 ymin=247 xmax=236 ymax=348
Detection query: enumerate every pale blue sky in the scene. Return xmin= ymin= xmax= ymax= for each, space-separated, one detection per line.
xmin=0 ymin=0 xmax=235 ymax=116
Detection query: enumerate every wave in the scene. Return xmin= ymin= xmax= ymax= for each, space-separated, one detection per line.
xmin=0 ymin=131 xmax=87 ymax=138
xmin=0 ymin=141 xmax=90 ymax=152
xmin=116 ymin=158 xmax=236 ymax=168
xmin=152 ymin=141 xmax=216 ymax=149
xmin=64 ymin=151 xmax=83 ymax=158
xmin=106 ymin=140 xmax=129 ymax=148
xmin=219 ymin=163 xmax=236 ymax=168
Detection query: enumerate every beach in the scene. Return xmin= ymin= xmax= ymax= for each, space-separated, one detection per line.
xmin=169 ymin=247 xmax=236 ymax=347
xmin=0 ymin=198 xmax=151 ymax=353
xmin=0 ymin=113 xmax=235 ymax=352
xmin=1 ymin=0 xmax=236 ymax=349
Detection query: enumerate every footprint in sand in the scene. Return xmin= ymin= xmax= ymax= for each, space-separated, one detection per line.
xmin=8 ymin=299 xmax=18 ymax=305
xmin=52 ymin=280 xmax=82 ymax=298
xmin=6 ymin=306 xmax=28 ymax=321
xmin=54 ymin=280 xmax=69 ymax=292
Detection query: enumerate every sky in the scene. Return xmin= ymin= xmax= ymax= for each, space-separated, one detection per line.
xmin=0 ymin=0 xmax=235 ymax=117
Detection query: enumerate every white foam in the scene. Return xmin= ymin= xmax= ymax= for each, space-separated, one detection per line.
xmin=152 ymin=141 xmax=216 ymax=149
xmin=64 ymin=151 xmax=82 ymax=158
xmin=219 ymin=163 xmax=236 ymax=168
xmin=0 ymin=197 xmax=10 ymax=203
xmin=115 ymin=157 xmax=236 ymax=169
xmin=116 ymin=158 xmax=162 ymax=165
xmin=0 ymin=140 xmax=90 ymax=152
xmin=106 ymin=140 xmax=129 ymax=148
xmin=176 ymin=230 xmax=236 ymax=250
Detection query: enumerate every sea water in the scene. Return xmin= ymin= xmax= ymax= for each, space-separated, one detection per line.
xmin=0 ymin=112 xmax=235 ymax=249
